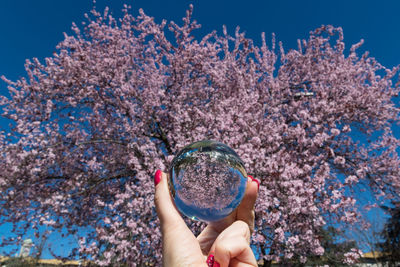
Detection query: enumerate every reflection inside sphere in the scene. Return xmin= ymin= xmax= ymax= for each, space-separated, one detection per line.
xmin=169 ymin=140 xmax=247 ymax=222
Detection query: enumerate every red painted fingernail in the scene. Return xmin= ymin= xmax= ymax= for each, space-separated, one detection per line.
xmin=213 ymin=260 xmax=220 ymax=267
xmin=206 ymin=254 xmax=215 ymax=267
xmin=154 ymin=170 xmax=162 ymax=186
xmin=249 ymin=175 xmax=260 ymax=190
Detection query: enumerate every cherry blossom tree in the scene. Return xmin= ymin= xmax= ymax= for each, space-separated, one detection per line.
xmin=0 ymin=4 xmax=399 ymax=266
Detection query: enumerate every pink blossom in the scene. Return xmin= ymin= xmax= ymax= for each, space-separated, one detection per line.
xmin=330 ymin=128 xmax=340 ymax=136
xmin=334 ymin=156 xmax=346 ymax=165
xmin=343 ymin=248 xmax=362 ymax=264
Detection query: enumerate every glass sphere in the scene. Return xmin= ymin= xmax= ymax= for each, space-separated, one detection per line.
xmin=168 ymin=140 xmax=248 ymax=222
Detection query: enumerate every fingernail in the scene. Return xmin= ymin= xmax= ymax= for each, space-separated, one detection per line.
xmin=249 ymin=175 xmax=260 ymax=190
xmin=213 ymin=260 xmax=220 ymax=267
xmin=206 ymin=254 xmax=215 ymax=267
xmin=154 ymin=170 xmax=162 ymax=186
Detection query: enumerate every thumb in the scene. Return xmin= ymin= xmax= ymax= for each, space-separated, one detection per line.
xmin=154 ymin=170 xmax=187 ymax=231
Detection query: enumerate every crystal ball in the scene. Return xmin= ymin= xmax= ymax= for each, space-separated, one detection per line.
xmin=168 ymin=140 xmax=248 ymax=222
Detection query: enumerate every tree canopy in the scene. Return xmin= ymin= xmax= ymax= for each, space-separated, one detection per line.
xmin=0 ymin=4 xmax=399 ymax=266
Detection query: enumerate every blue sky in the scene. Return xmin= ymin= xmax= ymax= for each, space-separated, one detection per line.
xmin=1 ymin=0 xmax=400 ymax=83
xmin=0 ymin=0 xmax=399 ymax=259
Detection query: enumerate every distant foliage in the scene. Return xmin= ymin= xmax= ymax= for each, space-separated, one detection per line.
xmin=0 ymin=4 xmax=399 ymax=266
xmin=1 ymin=257 xmax=36 ymax=267
xmin=300 ymin=226 xmax=360 ymax=266
xmin=379 ymin=201 xmax=400 ymax=265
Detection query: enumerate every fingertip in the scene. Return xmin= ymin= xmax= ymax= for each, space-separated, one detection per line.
xmin=154 ymin=170 xmax=170 ymax=211
xmin=154 ymin=169 xmax=162 ymax=186
xmin=248 ymin=175 xmax=260 ymax=191
xmin=243 ymin=175 xmax=258 ymax=205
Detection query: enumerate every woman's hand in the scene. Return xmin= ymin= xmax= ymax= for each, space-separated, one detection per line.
xmin=154 ymin=170 xmax=259 ymax=267
xmin=196 ymin=174 xmax=259 ymax=256
xmin=208 ymin=220 xmax=257 ymax=267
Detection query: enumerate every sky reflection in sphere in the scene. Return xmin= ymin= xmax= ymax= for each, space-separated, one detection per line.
xmin=169 ymin=140 xmax=248 ymax=222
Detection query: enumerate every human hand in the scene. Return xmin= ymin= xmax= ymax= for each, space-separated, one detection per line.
xmin=207 ymin=220 xmax=257 ymax=267
xmin=196 ymin=174 xmax=259 ymax=256
xmin=154 ymin=169 xmax=259 ymax=266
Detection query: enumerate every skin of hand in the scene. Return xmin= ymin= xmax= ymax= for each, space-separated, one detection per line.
xmin=209 ymin=220 xmax=257 ymax=267
xmin=154 ymin=170 xmax=259 ymax=267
